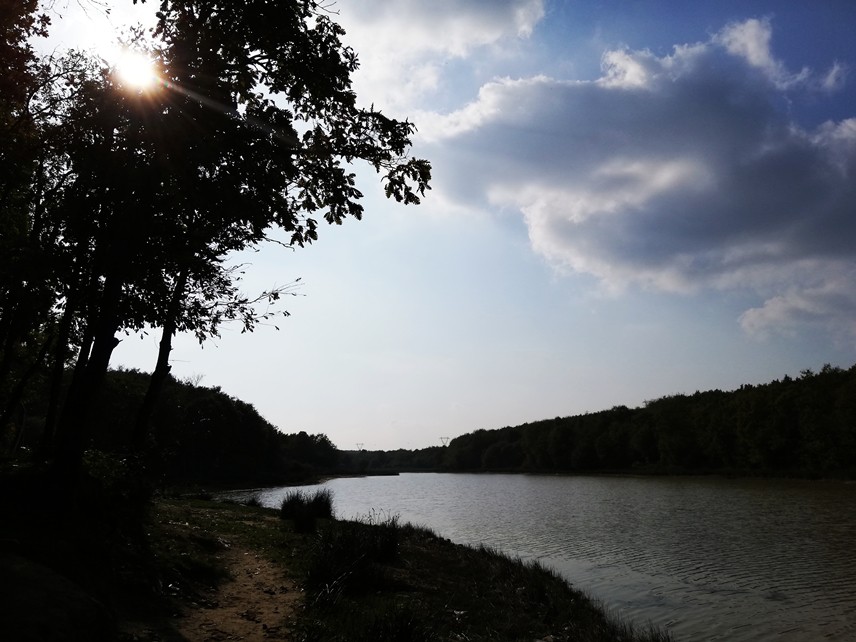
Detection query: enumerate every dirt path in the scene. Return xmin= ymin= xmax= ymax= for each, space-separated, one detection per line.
xmin=175 ymin=544 xmax=300 ymax=641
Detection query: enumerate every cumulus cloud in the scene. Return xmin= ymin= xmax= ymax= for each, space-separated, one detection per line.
xmin=336 ymin=0 xmax=545 ymax=109
xmin=739 ymin=268 xmax=856 ymax=341
xmin=714 ymin=18 xmax=806 ymax=88
xmin=423 ymin=19 xmax=856 ymax=337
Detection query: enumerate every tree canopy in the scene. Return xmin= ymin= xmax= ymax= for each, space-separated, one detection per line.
xmin=0 ymin=0 xmax=431 ymax=475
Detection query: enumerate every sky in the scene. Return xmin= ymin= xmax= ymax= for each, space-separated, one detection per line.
xmin=43 ymin=0 xmax=856 ymax=450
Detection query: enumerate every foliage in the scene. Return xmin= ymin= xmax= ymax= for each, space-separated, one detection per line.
xmin=279 ymin=487 xmax=334 ymax=532
xmin=339 ymin=362 xmax=856 ymax=480
xmin=0 ymin=1 xmax=59 ymax=453
xmin=9 ymin=361 xmax=855 ymax=486
xmin=3 ymin=367 xmax=343 ymax=487
xmin=0 ymin=0 xmax=430 ymax=479
xmin=439 ymin=363 xmax=856 ymax=479
xmin=242 ymin=493 xmax=262 ymax=507
xmin=341 ymin=445 xmax=446 ymax=473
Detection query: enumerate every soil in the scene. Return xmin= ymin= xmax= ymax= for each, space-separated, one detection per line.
xmin=118 ymin=501 xmax=304 ymax=642
xmin=173 ymin=544 xmax=300 ymax=641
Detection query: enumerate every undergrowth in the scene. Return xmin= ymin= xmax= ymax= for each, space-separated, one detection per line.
xmin=292 ymin=498 xmax=674 ymax=642
xmin=279 ymin=488 xmax=334 ymax=532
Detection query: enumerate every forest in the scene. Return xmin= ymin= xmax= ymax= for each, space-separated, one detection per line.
xmin=349 ymin=363 xmax=856 ymax=479
xmin=4 ymin=367 xmax=339 ymax=487
xmin=5 ymin=360 xmax=851 ymax=485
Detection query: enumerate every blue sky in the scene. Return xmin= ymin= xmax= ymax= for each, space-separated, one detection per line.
xmin=48 ymin=1 xmax=856 ymax=450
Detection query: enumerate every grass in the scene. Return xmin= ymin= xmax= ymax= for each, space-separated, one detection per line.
xmin=304 ymin=510 xmax=403 ymax=607
xmin=290 ymin=504 xmax=674 ymax=642
xmin=278 ymin=487 xmax=334 ymax=532
xmin=243 ymin=493 xmax=262 ymax=507
xmin=147 ymin=496 xmax=674 ymax=641
xmin=1 ymin=469 xmax=675 ymax=642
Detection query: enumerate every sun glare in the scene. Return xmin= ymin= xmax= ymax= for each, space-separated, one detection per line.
xmin=116 ymin=50 xmax=158 ymax=89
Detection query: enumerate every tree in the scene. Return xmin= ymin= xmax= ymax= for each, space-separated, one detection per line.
xmin=0 ymin=1 xmax=53 ymax=446
xmin=1 ymin=0 xmax=431 ymax=476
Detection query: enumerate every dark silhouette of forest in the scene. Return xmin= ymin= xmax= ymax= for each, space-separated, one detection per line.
xmin=5 ymin=368 xmax=339 ymax=487
xmin=9 ymin=362 xmax=856 ymax=489
xmin=348 ymin=363 xmax=856 ymax=479
xmin=5 ymin=354 xmax=854 ymax=488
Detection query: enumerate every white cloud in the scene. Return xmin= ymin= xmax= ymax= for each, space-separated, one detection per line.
xmin=715 ymin=19 xmax=791 ymax=84
xmin=424 ymin=19 xmax=856 ymax=337
xmin=822 ymin=61 xmax=848 ymax=92
xmin=740 ymin=268 xmax=856 ymax=341
xmin=598 ymin=49 xmax=657 ymax=89
xmin=713 ymin=18 xmax=848 ymax=92
xmin=336 ymin=0 xmax=545 ymax=110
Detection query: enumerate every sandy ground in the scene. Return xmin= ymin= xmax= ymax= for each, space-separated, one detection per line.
xmin=174 ymin=544 xmax=301 ymax=641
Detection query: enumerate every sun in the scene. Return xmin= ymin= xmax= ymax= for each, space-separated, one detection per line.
xmin=116 ymin=49 xmax=158 ymax=89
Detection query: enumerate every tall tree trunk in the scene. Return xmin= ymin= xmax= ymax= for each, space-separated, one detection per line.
xmin=131 ymin=269 xmax=188 ymax=451
xmin=40 ymin=297 xmax=77 ymax=456
xmin=52 ymin=275 xmax=122 ymax=479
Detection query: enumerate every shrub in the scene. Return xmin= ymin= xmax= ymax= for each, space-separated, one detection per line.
xmin=243 ymin=494 xmax=262 ymax=508
xmin=307 ymin=488 xmax=334 ymax=518
xmin=279 ymin=488 xmax=334 ymax=532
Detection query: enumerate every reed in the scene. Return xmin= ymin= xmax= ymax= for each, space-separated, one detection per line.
xmin=279 ymin=487 xmax=334 ymax=532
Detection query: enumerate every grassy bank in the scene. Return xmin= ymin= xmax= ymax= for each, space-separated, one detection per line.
xmin=0 ymin=470 xmax=673 ymax=641
xmin=133 ymin=494 xmax=672 ymax=641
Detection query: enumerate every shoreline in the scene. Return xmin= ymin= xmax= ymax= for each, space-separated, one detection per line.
xmin=120 ymin=497 xmax=674 ymax=641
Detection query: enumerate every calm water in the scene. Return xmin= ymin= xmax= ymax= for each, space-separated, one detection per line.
xmin=221 ymin=474 xmax=856 ymax=641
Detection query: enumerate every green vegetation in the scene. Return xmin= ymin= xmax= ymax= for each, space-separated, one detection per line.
xmin=6 ymin=362 xmax=855 ymax=490
xmin=348 ymin=363 xmax=856 ymax=479
xmin=1 ymin=470 xmax=674 ymax=641
xmin=3 ymin=367 xmax=339 ymax=488
xmin=279 ymin=487 xmax=335 ymax=532
xmin=159 ymin=497 xmax=674 ymax=641
xmin=0 ymin=0 xmax=429 ymax=486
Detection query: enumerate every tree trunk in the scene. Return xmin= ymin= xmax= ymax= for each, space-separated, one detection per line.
xmin=40 ymin=298 xmax=77 ymax=456
xmin=131 ymin=269 xmax=188 ymax=451
xmin=52 ymin=275 xmax=122 ymax=479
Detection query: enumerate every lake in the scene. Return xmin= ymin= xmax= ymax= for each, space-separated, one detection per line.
xmin=220 ymin=473 xmax=856 ymax=641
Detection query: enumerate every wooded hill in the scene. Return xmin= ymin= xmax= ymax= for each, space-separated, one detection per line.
xmin=5 ymin=363 xmax=854 ymax=486
xmin=350 ymin=363 xmax=856 ymax=479
xmin=3 ymin=368 xmax=338 ymax=487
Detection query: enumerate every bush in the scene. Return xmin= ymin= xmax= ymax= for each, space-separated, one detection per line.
xmin=279 ymin=488 xmax=334 ymax=532
xmin=307 ymin=488 xmax=334 ymax=518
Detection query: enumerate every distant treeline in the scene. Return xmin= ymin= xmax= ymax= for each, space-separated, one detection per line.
xmin=349 ymin=363 xmax=856 ymax=479
xmin=4 ymin=368 xmax=338 ymax=487
xmin=6 ymin=364 xmax=855 ymax=485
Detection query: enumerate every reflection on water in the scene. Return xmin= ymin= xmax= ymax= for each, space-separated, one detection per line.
xmin=222 ymin=474 xmax=856 ymax=641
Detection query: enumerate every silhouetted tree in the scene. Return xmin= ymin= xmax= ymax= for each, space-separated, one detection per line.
xmin=0 ymin=1 xmax=54 ymax=447
xmin=2 ymin=0 xmax=432 ymax=477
